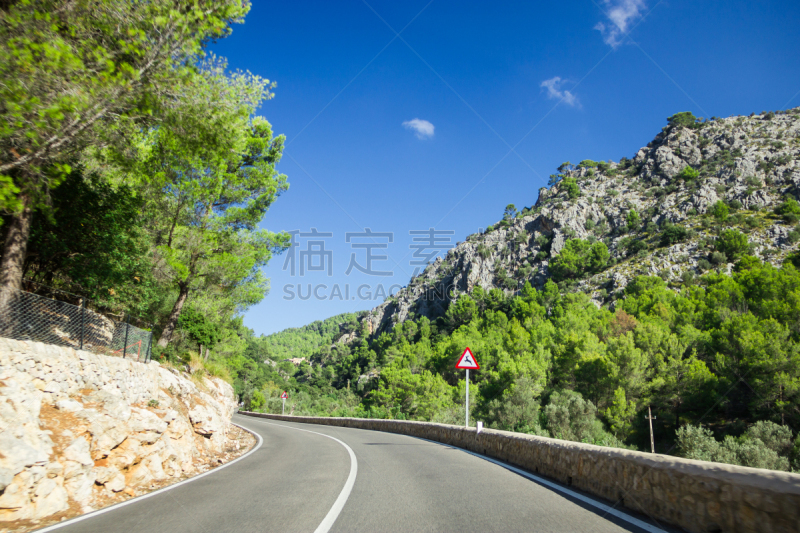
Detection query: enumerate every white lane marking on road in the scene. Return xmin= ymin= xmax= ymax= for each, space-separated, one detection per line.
xmin=35 ymin=422 xmax=263 ymax=533
xmin=414 ymin=436 xmax=666 ymax=533
xmin=260 ymin=421 xmax=358 ymax=533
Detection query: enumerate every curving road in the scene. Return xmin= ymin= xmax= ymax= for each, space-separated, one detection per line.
xmin=44 ymin=414 xmax=673 ymax=533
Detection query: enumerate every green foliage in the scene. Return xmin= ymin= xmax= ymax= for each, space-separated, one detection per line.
xmin=660 ymin=222 xmax=691 ymax=247
xmin=677 ymin=166 xmax=699 ymax=181
xmin=178 ymin=307 xmax=222 ymax=349
xmin=626 ymin=209 xmax=640 ymax=231
xmin=18 ymin=169 xmax=155 ymax=314
xmin=263 ymin=313 xmax=361 ymax=361
xmin=776 ymin=198 xmax=800 ymax=224
xmin=0 ymin=0 xmax=251 ymax=218
xmin=666 ymin=111 xmax=704 ymax=131
xmin=676 ymin=423 xmax=790 ymax=471
xmin=504 ymin=204 xmax=518 ymax=220
xmin=710 ymin=200 xmax=729 ymax=221
xmin=562 ymin=177 xmax=580 ymax=200
xmin=549 ymin=239 xmax=610 ymax=281
xmin=715 ymin=229 xmax=751 ymax=261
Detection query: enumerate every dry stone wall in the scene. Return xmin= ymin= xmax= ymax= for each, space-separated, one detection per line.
xmin=0 ymin=338 xmax=237 ymax=524
xmin=242 ymin=412 xmax=800 ymax=533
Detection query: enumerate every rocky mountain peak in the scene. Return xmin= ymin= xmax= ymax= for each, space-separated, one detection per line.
xmin=363 ymin=109 xmax=800 ymax=335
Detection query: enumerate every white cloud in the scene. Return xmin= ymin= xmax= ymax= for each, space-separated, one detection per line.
xmin=594 ymin=0 xmax=646 ymax=48
xmin=540 ymin=76 xmax=579 ymax=107
xmin=402 ymin=118 xmax=435 ymax=139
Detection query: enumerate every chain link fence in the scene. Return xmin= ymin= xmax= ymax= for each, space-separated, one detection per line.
xmin=0 ymin=284 xmax=152 ymax=362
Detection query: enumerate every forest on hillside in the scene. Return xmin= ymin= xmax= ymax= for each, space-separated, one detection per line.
xmin=253 ymin=257 xmax=800 ymax=472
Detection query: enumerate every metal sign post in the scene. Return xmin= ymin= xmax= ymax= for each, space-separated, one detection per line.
xmin=281 ymin=391 xmax=288 ymax=415
xmin=455 ymin=347 xmax=480 ymax=428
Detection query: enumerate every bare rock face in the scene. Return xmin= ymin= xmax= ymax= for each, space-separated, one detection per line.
xmin=0 ymin=338 xmax=237 ymax=523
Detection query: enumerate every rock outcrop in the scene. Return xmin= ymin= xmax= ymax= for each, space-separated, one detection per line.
xmin=362 ymin=109 xmax=800 ymax=334
xmin=0 ymin=338 xmax=239 ymax=524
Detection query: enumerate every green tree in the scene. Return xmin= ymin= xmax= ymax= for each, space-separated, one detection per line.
xmin=660 ymin=222 xmax=690 ymax=247
xmin=549 ymin=239 xmax=609 ymax=281
xmin=0 ymin=0 xmax=251 ymax=291
xmin=562 ymin=177 xmax=580 ymax=200
xmin=504 ymin=204 xmax=517 ymax=220
xmin=715 ymin=229 xmax=751 ymax=262
xmin=666 ymin=112 xmax=702 ymax=130
xmin=677 ymin=166 xmax=699 ymax=181
xmin=710 ymin=200 xmax=729 ymax=221
xmin=147 ymin=63 xmax=289 ymax=346
xmin=19 ymin=168 xmax=155 ymax=313
xmin=775 ymin=198 xmax=800 ymax=224
xmin=626 ymin=209 xmax=640 ymax=231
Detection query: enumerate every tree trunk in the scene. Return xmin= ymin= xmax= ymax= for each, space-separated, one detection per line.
xmin=0 ymin=194 xmax=33 ymax=291
xmin=157 ymin=282 xmax=189 ymax=347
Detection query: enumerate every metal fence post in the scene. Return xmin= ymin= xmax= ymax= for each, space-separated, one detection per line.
xmin=122 ymin=314 xmax=130 ymax=359
xmin=79 ymin=298 xmax=85 ymax=350
xmin=146 ymin=333 xmax=153 ymax=362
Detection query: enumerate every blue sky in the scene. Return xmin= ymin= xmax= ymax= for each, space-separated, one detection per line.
xmin=209 ymin=0 xmax=800 ymax=336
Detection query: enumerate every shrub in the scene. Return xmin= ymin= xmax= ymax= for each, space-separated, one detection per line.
xmin=676 ymin=423 xmax=790 ymax=471
xmin=786 ymin=250 xmax=800 ymax=269
xmin=775 ymin=198 xmax=800 ymax=224
xmin=728 ymin=199 xmax=742 ymax=210
xmin=697 ymin=258 xmax=712 ymax=271
xmin=677 ymin=166 xmax=699 ymax=181
xmin=549 ymin=239 xmax=610 ymax=281
xmin=715 ymin=229 xmax=751 ymax=261
xmin=660 ymin=222 xmax=690 ymax=246
xmin=710 ymin=251 xmax=728 ymax=265
xmin=666 ymin=111 xmax=703 ymax=130
xmin=710 ymin=200 xmax=729 ymax=221
xmin=486 ymin=376 xmax=545 ymax=434
xmin=626 ymin=209 xmax=640 ymax=231
xmin=787 ymin=225 xmax=800 ymax=244
xmin=562 ymin=177 xmax=580 ymax=199
xmin=745 ymin=176 xmax=761 ymax=187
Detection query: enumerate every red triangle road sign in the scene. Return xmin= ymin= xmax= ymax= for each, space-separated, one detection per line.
xmin=280 ymin=391 xmax=288 ymax=399
xmin=456 ymin=347 xmax=480 ymax=370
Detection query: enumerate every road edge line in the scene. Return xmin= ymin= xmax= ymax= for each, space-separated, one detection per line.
xmin=259 ymin=421 xmax=357 ymax=533
xmin=412 ymin=435 xmax=666 ymax=533
xmin=35 ymin=421 xmax=263 ymax=533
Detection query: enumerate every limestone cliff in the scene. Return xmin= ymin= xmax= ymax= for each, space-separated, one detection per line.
xmin=362 ymin=109 xmax=800 ymax=334
xmin=0 ymin=338 xmax=243 ymax=525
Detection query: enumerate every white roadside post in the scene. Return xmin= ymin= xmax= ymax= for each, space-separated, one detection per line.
xmin=455 ymin=347 xmax=480 ymax=428
xmin=281 ymin=391 xmax=288 ymax=415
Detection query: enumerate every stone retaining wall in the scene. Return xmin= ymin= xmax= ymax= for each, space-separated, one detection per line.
xmin=0 ymin=338 xmax=237 ymax=524
xmin=241 ymin=412 xmax=800 ymax=533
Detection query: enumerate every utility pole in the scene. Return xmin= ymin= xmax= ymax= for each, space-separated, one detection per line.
xmin=646 ymin=405 xmax=656 ymax=453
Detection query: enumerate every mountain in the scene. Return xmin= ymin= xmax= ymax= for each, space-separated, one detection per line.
xmin=362 ymin=109 xmax=800 ymax=335
xmin=262 ymin=311 xmax=363 ymax=362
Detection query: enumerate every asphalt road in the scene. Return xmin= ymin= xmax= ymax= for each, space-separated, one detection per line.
xmin=47 ymin=414 xmax=672 ymax=533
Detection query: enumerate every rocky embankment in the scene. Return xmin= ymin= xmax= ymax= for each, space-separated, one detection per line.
xmin=0 ymin=337 xmax=247 ymax=528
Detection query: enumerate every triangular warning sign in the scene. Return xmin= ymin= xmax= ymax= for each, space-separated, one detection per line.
xmin=456 ymin=347 xmax=480 ymax=370
xmin=280 ymin=391 xmax=288 ymax=399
